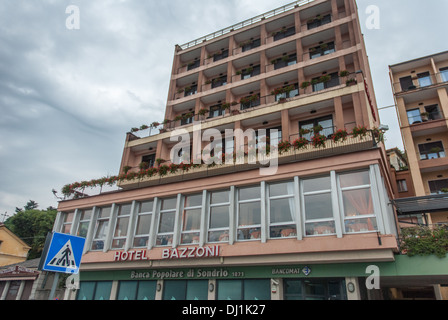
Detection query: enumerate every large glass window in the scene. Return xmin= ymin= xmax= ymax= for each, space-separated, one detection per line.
xmin=133 ymin=200 xmax=153 ymax=248
xmin=112 ymin=203 xmax=132 ymax=249
xmin=163 ymin=280 xmax=208 ymax=300
xmin=441 ymin=67 xmax=448 ymax=82
xmin=217 ymin=279 xmax=270 ymax=300
xmin=407 ymin=108 xmax=422 ymax=124
xmin=61 ymin=211 xmax=74 ymax=234
xmin=307 ymin=14 xmax=332 ymax=30
xmin=181 ymin=194 xmax=202 ymax=244
xmin=156 ymin=198 xmax=177 ymax=246
xmin=309 ymin=41 xmax=335 ymax=59
xmin=77 ymin=281 xmax=112 ymax=300
xmin=116 ymin=281 xmax=157 ymax=300
xmin=417 ymin=71 xmax=432 ymax=87
xmin=418 ymin=141 xmax=445 ymax=160
xmin=268 ymin=181 xmax=297 ymax=238
xmin=338 ymin=170 xmax=377 ymax=233
xmin=429 ymin=179 xmax=448 ymax=195
xmin=311 ymin=72 xmax=339 ymax=92
xmin=91 ymin=206 xmax=112 ymax=251
xmin=208 ymin=190 xmax=230 ymax=243
xmin=299 ymin=115 xmax=334 ymax=141
xmin=76 ymin=209 xmax=92 ymax=238
xmin=284 ymin=279 xmax=346 ymax=300
xmin=237 ymin=185 xmax=261 ymax=241
xmin=302 ymin=176 xmax=335 ymax=236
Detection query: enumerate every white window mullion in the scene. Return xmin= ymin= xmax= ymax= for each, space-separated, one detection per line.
xmin=331 ymin=171 xmax=343 ymax=238
xmin=294 ymin=176 xmax=303 ymax=240
xmin=148 ymin=197 xmax=159 ymax=250
xmin=104 ymin=203 xmax=117 ymax=252
xmin=172 ymin=194 xmax=183 ymax=248
xmin=124 ymin=201 xmax=137 ymax=251
xmin=229 ymin=186 xmax=236 ymax=245
xmin=199 ymin=190 xmax=208 ymax=246
xmin=261 ymin=181 xmax=267 ymax=243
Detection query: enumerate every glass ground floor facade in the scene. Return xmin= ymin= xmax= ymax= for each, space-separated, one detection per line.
xmin=73 ymin=255 xmax=448 ymax=300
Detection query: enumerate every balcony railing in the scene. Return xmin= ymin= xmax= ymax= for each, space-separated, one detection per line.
xmin=392 ymin=72 xmax=448 ymax=94
xmin=179 ymin=0 xmax=317 ymax=50
xmin=118 ymin=129 xmax=378 ymax=189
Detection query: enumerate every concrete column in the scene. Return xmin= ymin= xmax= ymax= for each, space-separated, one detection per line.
xmin=334 ymin=96 xmax=344 ymax=130
xmin=208 ymin=280 xmax=216 ymax=300
xmin=345 ymin=277 xmax=361 ymax=300
xmin=281 ymin=109 xmax=290 ymax=141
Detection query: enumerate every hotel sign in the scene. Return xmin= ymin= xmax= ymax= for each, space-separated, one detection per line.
xmin=162 ymin=245 xmax=220 ymax=260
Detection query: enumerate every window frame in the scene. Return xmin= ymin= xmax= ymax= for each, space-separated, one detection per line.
xmin=267 ymin=181 xmax=297 ymax=239
xmin=91 ymin=206 xmax=112 ymax=251
xmin=236 ymin=185 xmax=262 ymax=241
xmin=207 ymin=190 xmax=231 ymax=243
xmin=132 ymin=200 xmax=154 ymax=248
xmin=337 ymin=170 xmax=378 ymax=234
xmin=155 ymin=198 xmax=178 ymax=247
xmin=111 ymin=203 xmax=132 ymax=250
xmin=180 ymin=194 xmax=203 ymax=245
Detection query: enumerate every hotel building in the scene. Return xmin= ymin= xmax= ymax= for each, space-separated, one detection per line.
xmin=389 ymin=51 xmax=448 ymax=225
xmin=51 ymin=0 xmax=448 ymax=301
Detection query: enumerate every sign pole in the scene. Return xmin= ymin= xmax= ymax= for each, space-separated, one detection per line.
xmin=49 ymin=272 xmax=60 ymax=300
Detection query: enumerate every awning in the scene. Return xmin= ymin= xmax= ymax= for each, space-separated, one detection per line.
xmin=392 ymin=194 xmax=448 ymax=215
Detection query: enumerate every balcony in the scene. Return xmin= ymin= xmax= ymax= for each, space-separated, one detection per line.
xmin=392 ymin=72 xmax=448 ymax=95
xmin=118 ymin=130 xmax=378 ymax=189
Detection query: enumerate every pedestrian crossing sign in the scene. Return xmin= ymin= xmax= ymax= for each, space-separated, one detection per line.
xmin=39 ymin=232 xmax=86 ymax=274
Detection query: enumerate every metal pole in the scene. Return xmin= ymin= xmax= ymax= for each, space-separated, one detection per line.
xmin=49 ymin=273 xmax=60 ymax=300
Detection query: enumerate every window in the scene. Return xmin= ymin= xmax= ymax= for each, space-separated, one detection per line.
xmin=417 ymin=72 xmax=432 ymax=87
xmin=187 ymin=59 xmax=200 ymax=71
xmin=208 ymin=190 xmax=230 ymax=243
xmin=240 ymin=65 xmax=261 ymax=80
xmin=338 ymin=170 xmax=378 ymax=233
xmin=156 ymin=198 xmax=177 ymax=246
xmin=181 ymin=112 xmax=194 ymax=125
xmin=237 ymin=185 xmax=261 ymax=240
xmin=441 ymin=67 xmax=448 ymax=82
xmin=240 ymin=93 xmax=260 ymax=110
xmin=309 ymin=42 xmax=335 ymax=59
xmin=299 ymin=115 xmax=334 ymax=140
xmin=142 ymin=154 xmax=156 ymax=168
xmin=241 ymin=38 xmax=261 ymax=52
xmin=213 ymin=49 xmax=229 ymax=62
xmin=425 ymin=104 xmax=442 ymax=120
xmin=274 ymin=54 xmax=297 ymax=70
xmin=184 ymin=84 xmax=198 ymax=97
xmin=163 ymin=280 xmax=208 ymax=300
xmin=274 ymin=84 xmax=299 ymax=102
xmin=284 ymin=279 xmax=346 ymax=300
xmin=419 ymin=141 xmax=445 ymax=160
xmin=112 ymin=203 xmax=132 ymax=249
xmin=61 ymin=211 xmax=74 ymax=234
xmin=91 ymin=207 xmax=111 ymax=250
xmin=76 ymin=209 xmax=92 ymax=238
xmin=307 ymin=14 xmax=332 ymax=30
xmin=268 ymin=181 xmax=297 ymax=238
xmin=302 ymin=176 xmax=335 ymax=236
xmin=180 ymin=194 xmax=202 ymax=244
xmin=273 ymin=26 xmax=295 ymax=41
xmin=397 ymin=180 xmax=408 ymax=193
xmin=312 ymin=72 xmax=339 ymax=92
xmin=117 ymin=281 xmax=157 ymax=300
xmin=428 ymin=179 xmax=448 ymax=195
xmin=399 ymin=76 xmax=414 ymax=91
xmin=406 ymin=108 xmax=422 ymax=124
xmin=133 ymin=200 xmax=153 ymax=248
xmin=77 ymin=281 xmax=112 ymax=300
xmin=256 ymin=126 xmax=282 ymax=150
xmin=209 ymin=104 xmax=225 ymax=118
xmin=217 ymin=279 xmax=270 ymax=300
xmin=211 ymin=75 xmax=227 ymax=88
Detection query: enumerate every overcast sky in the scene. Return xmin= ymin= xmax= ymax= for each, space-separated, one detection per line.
xmin=0 ymin=0 xmax=447 ymax=217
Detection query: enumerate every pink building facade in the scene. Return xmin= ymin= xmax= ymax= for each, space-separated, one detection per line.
xmin=55 ymin=0 xmax=404 ymax=301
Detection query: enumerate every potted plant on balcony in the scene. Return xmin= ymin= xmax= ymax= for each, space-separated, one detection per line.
xmin=139 ymin=161 xmax=149 ymax=170
xmin=300 ymin=81 xmax=310 ymax=89
xmin=312 ymin=134 xmax=327 ymax=148
xmin=420 ymin=112 xmax=430 ymax=122
xmin=346 ymin=78 xmax=357 ymax=86
xmin=293 ymin=137 xmax=309 ymax=150
xmin=332 ymin=129 xmax=348 ymax=143
xmin=352 ymin=125 xmax=368 ymax=138
xmin=277 ymin=140 xmax=292 ymax=154
xmin=339 ymin=70 xmax=350 ymax=78
xmin=198 ymin=108 xmax=208 ymax=119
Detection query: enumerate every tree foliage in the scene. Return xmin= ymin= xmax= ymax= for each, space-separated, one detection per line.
xmin=4 ymin=201 xmax=57 ymax=259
